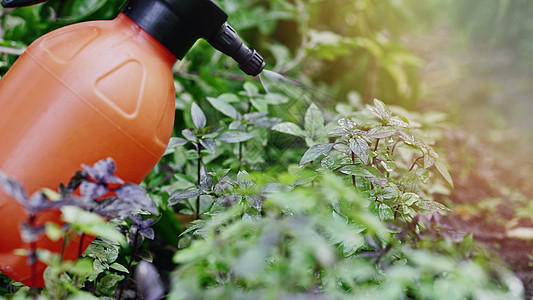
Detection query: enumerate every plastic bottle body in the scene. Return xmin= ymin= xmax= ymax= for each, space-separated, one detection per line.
xmin=0 ymin=13 xmax=176 ymax=286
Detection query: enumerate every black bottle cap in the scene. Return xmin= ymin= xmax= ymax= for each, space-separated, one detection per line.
xmin=123 ymin=0 xmax=227 ymax=60
xmin=124 ymin=0 xmax=264 ymax=76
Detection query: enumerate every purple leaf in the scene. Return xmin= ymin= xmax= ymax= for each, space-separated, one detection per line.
xmin=20 ymin=222 xmax=45 ymax=243
xmin=199 ymin=139 xmax=217 ymax=154
xmin=130 ymin=214 xmax=159 ymax=240
xmin=0 ymin=171 xmax=27 ymax=204
xmin=139 ymin=227 xmax=155 ymax=240
xmin=80 ymin=181 xmax=109 ymax=199
xmin=26 ymin=192 xmax=52 ymax=214
xmin=82 ymin=158 xmax=124 ymax=185
xmin=91 ymin=197 xmax=135 ymax=219
xmin=181 ymin=129 xmax=197 ymax=142
xmin=135 ymin=261 xmax=164 ymax=300
xmin=115 ymin=184 xmax=157 ymax=214
xmin=169 ymin=188 xmax=203 ymax=206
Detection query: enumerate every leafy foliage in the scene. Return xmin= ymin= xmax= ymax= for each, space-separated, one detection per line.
xmin=0 ymin=0 xmax=528 ymax=299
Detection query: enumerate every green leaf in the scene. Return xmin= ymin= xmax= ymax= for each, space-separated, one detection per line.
xmin=61 ymin=206 xmax=126 ymax=245
xmin=460 ymin=234 xmax=473 ymax=257
xmin=304 ymin=103 xmax=325 ymax=142
xmin=415 ymin=200 xmax=450 ymax=212
xmin=45 ymin=222 xmax=63 ymax=242
xmin=70 ymin=257 xmax=95 ymax=276
xmin=207 ymin=97 xmax=241 ymax=119
xmin=299 ymin=143 xmax=335 ymax=166
xmin=435 ymin=159 xmax=454 ymax=188
xmin=217 ymin=93 xmax=240 ymax=103
xmin=68 ymin=291 xmax=99 ymax=300
xmin=424 ymin=154 xmax=436 ymax=169
xmin=339 ymin=165 xmax=373 ymax=177
xmin=264 ymin=93 xmax=289 ymax=105
xmin=191 ymin=102 xmax=206 ymax=130
xmin=350 ymin=137 xmax=370 ymax=165
xmin=401 ymin=192 xmax=420 ymax=206
xmin=97 ymin=273 xmax=124 ymax=296
xmin=109 ymin=262 xmax=129 ymax=274
xmin=272 ymin=122 xmax=304 ymax=137
xmin=378 ymin=203 xmax=394 ymax=220
xmin=164 ymin=137 xmax=188 ymax=155
xmin=243 ymin=81 xmax=259 ymax=95
xmin=216 ymin=130 xmax=254 ymax=143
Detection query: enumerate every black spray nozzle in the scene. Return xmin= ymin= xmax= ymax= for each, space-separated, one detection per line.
xmin=2 ymin=0 xmax=47 ymax=7
xmin=124 ymin=0 xmax=264 ymax=76
xmin=208 ymin=23 xmax=265 ymax=76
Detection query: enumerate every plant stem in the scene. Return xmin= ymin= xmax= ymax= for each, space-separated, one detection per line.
xmin=78 ymin=233 xmax=86 ymax=258
xmin=238 ymin=141 xmax=243 ymax=171
xmin=351 ymin=152 xmax=356 ymax=187
xmin=60 ymin=232 xmax=68 ymax=263
xmin=409 ymin=156 xmax=424 ymax=172
xmin=196 ymin=142 xmax=202 ymax=219
xmin=374 ymin=138 xmax=380 ymax=151
xmin=118 ymin=229 xmax=140 ymax=300
xmin=391 ymin=139 xmax=401 ymax=156
xmin=28 ymin=215 xmax=37 ymax=291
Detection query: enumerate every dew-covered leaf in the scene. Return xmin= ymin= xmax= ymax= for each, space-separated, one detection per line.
xmin=367 ymin=126 xmax=397 ymax=139
xmin=272 ymin=122 xmax=304 ymax=137
xmin=350 ymin=137 xmax=370 ymax=165
xmin=388 ymin=117 xmax=410 ymax=128
xmin=366 ymin=176 xmax=389 ymax=187
xmin=216 ymin=130 xmax=254 ymax=143
xmin=377 ymin=203 xmax=394 ymax=220
xmin=366 ymin=99 xmax=392 ymax=120
xmin=339 ymin=165 xmax=373 ymax=177
xmin=299 ymin=143 xmax=335 ymax=166
xmin=328 ymin=128 xmax=347 ymax=137
xmin=401 ymin=192 xmax=420 ymax=206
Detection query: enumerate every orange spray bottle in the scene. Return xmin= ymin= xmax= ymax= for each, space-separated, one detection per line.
xmin=0 ymin=0 xmax=264 ymax=286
